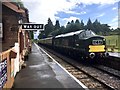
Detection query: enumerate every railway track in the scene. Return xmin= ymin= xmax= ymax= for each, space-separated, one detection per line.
xmin=92 ymin=65 xmax=120 ymax=79
xmin=38 ymin=45 xmax=120 ymax=90
xmin=99 ymin=56 xmax=120 ymax=71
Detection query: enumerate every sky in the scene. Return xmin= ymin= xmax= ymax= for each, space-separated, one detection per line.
xmin=21 ymin=0 xmax=119 ymax=38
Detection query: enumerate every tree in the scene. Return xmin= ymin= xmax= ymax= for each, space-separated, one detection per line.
xmin=80 ymin=20 xmax=85 ymax=30
xmin=65 ymin=19 xmax=83 ymax=33
xmin=92 ymin=19 xmax=111 ymax=35
xmin=44 ymin=18 xmax=54 ymax=37
xmin=59 ymin=26 xmax=65 ymax=34
xmin=92 ymin=19 xmax=101 ymax=34
xmin=30 ymin=31 xmax=34 ymax=39
xmin=38 ymin=31 xmax=46 ymax=39
xmin=74 ymin=19 xmax=81 ymax=31
xmin=75 ymin=19 xmax=80 ymax=24
xmin=49 ymin=20 xmax=61 ymax=36
xmin=114 ymin=28 xmax=120 ymax=34
xmin=65 ymin=21 xmax=71 ymax=33
xmin=66 ymin=22 xmax=70 ymax=28
xmin=86 ymin=18 xmax=94 ymax=30
xmin=71 ymin=20 xmax=74 ymax=24
xmin=66 ymin=20 xmax=75 ymax=33
xmin=101 ymin=24 xmax=110 ymax=35
xmin=54 ymin=20 xmax=60 ymax=30
xmin=50 ymin=26 xmax=65 ymax=36
xmin=67 ymin=22 xmax=70 ymax=25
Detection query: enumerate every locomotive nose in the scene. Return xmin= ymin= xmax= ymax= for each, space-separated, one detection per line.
xmin=89 ymin=53 xmax=95 ymax=58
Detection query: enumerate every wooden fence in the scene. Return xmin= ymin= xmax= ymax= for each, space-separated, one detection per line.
xmin=0 ymin=47 xmax=17 ymax=89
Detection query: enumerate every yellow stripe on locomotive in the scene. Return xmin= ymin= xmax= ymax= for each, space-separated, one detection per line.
xmin=89 ymin=45 xmax=105 ymax=52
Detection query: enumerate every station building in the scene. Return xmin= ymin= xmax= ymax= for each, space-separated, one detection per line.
xmin=0 ymin=1 xmax=31 ymax=88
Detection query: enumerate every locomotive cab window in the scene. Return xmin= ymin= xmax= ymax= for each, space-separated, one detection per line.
xmin=85 ymin=30 xmax=96 ymax=38
xmin=79 ymin=30 xmax=96 ymax=39
xmin=79 ymin=31 xmax=86 ymax=39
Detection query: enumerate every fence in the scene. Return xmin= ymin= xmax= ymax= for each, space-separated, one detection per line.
xmin=105 ymin=35 xmax=120 ymax=52
xmin=0 ymin=47 xmax=17 ymax=89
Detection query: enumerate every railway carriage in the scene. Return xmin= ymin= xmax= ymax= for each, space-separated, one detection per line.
xmin=38 ymin=37 xmax=52 ymax=48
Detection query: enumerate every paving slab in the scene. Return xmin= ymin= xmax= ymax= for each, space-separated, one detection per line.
xmin=13 ymin=43 xmax=86 ymax=89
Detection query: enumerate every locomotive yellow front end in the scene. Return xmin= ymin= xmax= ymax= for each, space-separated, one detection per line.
xmin=89 ymin=45 xmax=105 ymax=52
xmin=88 ymin=38 xmax=108 ymax=58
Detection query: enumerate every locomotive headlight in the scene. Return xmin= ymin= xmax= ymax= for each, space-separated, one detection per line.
xmin=103 ymin=38 xmax=106 ymax=41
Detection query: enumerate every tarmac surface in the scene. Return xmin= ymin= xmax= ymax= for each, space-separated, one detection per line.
xmin=13 ymin=43 xmax=86 ymax=89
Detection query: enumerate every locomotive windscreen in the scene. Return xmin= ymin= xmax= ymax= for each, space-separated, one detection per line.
xmin=85 ymin=30 xmax=96 ymax=37
xmin=79 ymin=30 xmax=96 ymax=39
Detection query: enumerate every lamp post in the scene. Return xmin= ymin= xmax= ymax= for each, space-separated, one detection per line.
xmin=118 ymin=1 xmax=120 ymax=28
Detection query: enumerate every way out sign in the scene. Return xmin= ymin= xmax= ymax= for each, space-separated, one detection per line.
xmin=22 ymin=24 xmax=44 ymax=30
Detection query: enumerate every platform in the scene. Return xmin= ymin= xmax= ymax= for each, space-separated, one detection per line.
xmin=109 ymin=52 xmax=120 ymax=58
xmin=12 ymin=43 xmax=87 ymax=89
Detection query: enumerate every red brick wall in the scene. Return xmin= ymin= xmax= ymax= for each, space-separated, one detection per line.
xmin=2 ymin=4 xmax=19 ymax=51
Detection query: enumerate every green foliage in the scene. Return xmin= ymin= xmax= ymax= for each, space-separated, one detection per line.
xmin=38 ymin=18 xmax=116 ymax=39
xmin=75 ymin=19 xmax=80 ymax=24
xmin=30 ymin=31 xmax=34 ymax=39
xmin=54 ymin=20 xmax=60 ymax=30
xmin=86 ymin=18 xmax=94 ymax=30
xmin=92 ymin=19 xmax=101 ymax=34
xmin=44 ymin=18 xmax=54 ymax=37
xmin=50 ymin=26 xmax=65 ymax=36
xmin=85 ymin=18 xmax=111 ymax=35
xmin=111 ymin=28 xmax=120 ymax=35
xmin=65 ymin=19 xmax=84 ymax=33
xmin=38 ymin=31 xmax=46 ymax=39
xmin=105 ymin=35 xmax=120 ymax=52
xmin=81 ymin=20 xmax=85 ymax=29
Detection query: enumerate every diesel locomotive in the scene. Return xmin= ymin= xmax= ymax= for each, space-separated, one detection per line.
xmin=38 ymin=30 xmax=109 ymax=60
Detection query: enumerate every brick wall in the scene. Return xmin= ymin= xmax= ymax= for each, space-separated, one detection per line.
xmin=2 ymin=4 xmax=19 ymax=51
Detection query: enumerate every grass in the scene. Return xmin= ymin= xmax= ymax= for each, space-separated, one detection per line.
xmin=104 ymin=35 xmax=120 ymax=52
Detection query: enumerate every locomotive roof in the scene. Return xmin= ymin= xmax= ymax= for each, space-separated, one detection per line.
xmin=55 ymin=30 xmax=84 ymax=38
xmin=39 ymin=37 xmax=52 ymax=40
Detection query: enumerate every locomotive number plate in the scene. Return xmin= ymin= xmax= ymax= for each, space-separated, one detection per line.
xmin=92 ymin=40 xmax=103 ymax=45
xmin=89 ymin=45 xmax=105 ymax=52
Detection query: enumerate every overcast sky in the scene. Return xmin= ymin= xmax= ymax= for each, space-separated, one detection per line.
xmin=21 ymin=0 xmax=119 ymax=38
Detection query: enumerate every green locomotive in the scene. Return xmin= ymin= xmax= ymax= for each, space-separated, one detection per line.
xmin=39 ymin=30 xmax=109 ymax=60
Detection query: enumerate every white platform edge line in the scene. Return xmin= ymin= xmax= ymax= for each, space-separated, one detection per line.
xmin=34 ymin=43 xmax=89 ymax=90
